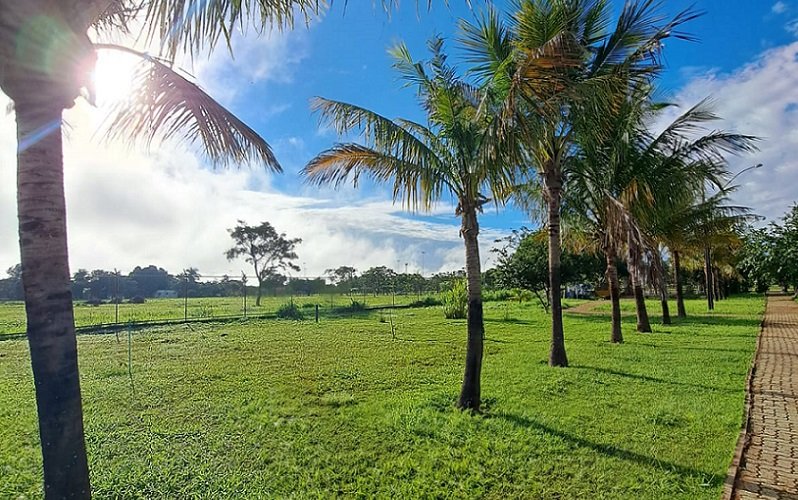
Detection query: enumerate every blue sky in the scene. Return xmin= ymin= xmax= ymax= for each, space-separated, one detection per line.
xmin=1 ymin=0 xmax=797 ymax=277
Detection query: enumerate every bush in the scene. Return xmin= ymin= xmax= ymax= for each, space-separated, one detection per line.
xmin=483 ymin=289 xmax=512 ymax=302
xmin=276 ymin=301 xmax=304 ymax=320
xmin=129 ymin=296 xmax=146 ymax=304
xmin=409 ymin=296 xmax=442 ymax=308
xmin=348 ymin=299 xmax=367 ymax=312
xmin=442 ymin=280 xmax=467 ymax=319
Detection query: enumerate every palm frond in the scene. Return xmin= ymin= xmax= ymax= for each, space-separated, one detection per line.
xmin=302 ymin=143 xmax=451 ymax=211
xmin=104 ymin=55 xmax=279 ymax=170
xmin=141 ymin=0 xmax=321 ymax=59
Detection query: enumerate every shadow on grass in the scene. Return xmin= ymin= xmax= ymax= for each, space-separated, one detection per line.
xmin=492 ymin=412 xmax=722 ymax=486
xmin=572 ymin=365 xmax=739 ymax=393
xmin=567 ymin=310 xmax=761 ymax=330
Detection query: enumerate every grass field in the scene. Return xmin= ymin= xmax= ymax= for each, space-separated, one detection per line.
xmin=0 ymin=294 xmax=763 ymax=498
xmin=0 ymin=293 xmax=438 ymax=336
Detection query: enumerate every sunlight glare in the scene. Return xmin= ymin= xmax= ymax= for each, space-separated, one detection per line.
xmin=92 ymin=51 xmax=140 ymax=106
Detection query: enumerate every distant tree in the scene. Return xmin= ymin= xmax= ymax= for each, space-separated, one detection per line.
xmin=494 ymin=229 xmax=603 ymax=311
xmin=325 ymin=266 xmax=358 ymax=288
xmin=0 ymin=264 xmax=24 ymax=300
xmin=771 ymin=204 xmax=798 ymax=294
xmin=128 ymin=265 xmax=173 ymax=298
xmin=359 ymin=266 xmax=397 ymax=295
xmin=176 ymin=268 xmax=201 ymax=297
xmin=225 ymin=221 xmax=302 ymax=306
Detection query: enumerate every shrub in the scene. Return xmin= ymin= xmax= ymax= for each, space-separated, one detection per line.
xmin=276 ymin=301 xmax=304 ymax=320
xmin=129 ymin=296 xmax=146 ymax=304
xmin=442 ymin=280 xmax=467 ymax=319
xmin=483 ymin=289 xmax=512 ymax=302
xmin=348 ymin=299 xmax=367 ymax=312
xmin=409 ymin=296 xmax=442 ymax=308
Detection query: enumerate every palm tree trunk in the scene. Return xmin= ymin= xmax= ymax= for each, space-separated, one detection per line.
xmin=703 ymin=245 xmax=714 ymax=310
xmin=545 ymin=172 xmax=568 ymax=367
xmin=458 ymin=207 xmax=484 ymax=411
xmin=605 ymin=248 xmax=623 ymax=344
xmin=673 ymin=250 xmax=686 ymax=318
xmin=16 ymin=100 xmax=91 ymax=498
xmin=630 ymin=263 xmax=652 ymax=333
xmin=652 ymin=251 xmax=671 ymax=325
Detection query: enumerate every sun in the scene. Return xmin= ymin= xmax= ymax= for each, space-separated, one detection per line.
xmin=91 ymin=50 xmax=140 ymax=105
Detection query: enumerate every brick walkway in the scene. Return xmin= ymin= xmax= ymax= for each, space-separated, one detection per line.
xmin=726 ymin=294 xmax=798 ymax=500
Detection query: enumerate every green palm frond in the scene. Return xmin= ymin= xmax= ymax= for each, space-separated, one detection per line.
xmin=311 ymin=97 xmax=445 ymax=171
xmin=104 ymin=54 xmax=279 ymax=170
xmin=141 ymin=0 xmax=321 ymax=59
xmin=303 ymin=143 xmax=451 ymax=211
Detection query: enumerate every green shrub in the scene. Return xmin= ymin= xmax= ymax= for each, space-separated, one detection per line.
xmin=442 ymin=280 xmax=467 ymax=319
xmin=276 ymin=301 xmax=304 ymax=320
xmin=409 ymin=296 xmax=442 ymax=308
xmin=483 ymin=289 xmax=511 ymax=302
xmin=348 ymin=299 xmax=367 ymax=312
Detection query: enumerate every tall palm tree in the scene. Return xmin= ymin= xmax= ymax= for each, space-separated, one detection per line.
xmin=0 ymin=1 xmax=316 ymax=496
xmin=460 ymin=0 xmax=698 ymax=366
xmin=302 ymin=38 xmax=515 ymax=411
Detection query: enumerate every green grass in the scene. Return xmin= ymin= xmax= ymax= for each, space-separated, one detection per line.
xmin=0 ymin=293 xmax=442 ymax=336
xmin=0 ymin=294 xmax=763 ymax=498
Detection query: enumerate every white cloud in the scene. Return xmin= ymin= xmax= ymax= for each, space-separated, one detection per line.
xmin=187 ymin=26 xmax=312 ymax=106
xmin=659 ymin=42 xmax=798 ymax=222
xmin=773 ymin=1 xmax=789 ymax=14
xmin=0 ymin=97 xmax=500 ymax=279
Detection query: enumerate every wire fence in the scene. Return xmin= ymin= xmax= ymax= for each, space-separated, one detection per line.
xmin=0 ymin=273 xmax=445 ymax=340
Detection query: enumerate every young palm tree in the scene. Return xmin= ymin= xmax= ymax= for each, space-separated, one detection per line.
xmin=302 ymin=38 xmax=515 ymax=411
xmin=460 ymin=0 xmax=699 ymax=366
xmin=0 ymin=1 xmax=317 ymax=496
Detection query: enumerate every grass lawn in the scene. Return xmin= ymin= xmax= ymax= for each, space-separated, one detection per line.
xmin=0 ymin=294 xmax=763 ymax=498
xmin=0 ymin=293 xmax=440 ymax=336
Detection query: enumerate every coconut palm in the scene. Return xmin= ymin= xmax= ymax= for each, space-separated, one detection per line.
xmin=302 ymin=38 xmax=515 ymax=411
xmin=460 ymin=0 xmax=699 ymax=366
xmin=0 ymin=1 xmax=317 ymax=496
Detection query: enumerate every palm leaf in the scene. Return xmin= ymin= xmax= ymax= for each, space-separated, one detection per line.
xmin=104 ymin=54 xmax=279 ymax=170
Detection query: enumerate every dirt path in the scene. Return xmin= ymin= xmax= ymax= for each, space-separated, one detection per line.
xmin=726 ymin=294 xmax=798 ymax=499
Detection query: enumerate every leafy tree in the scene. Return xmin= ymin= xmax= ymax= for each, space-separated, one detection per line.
xmin=462 ymin=0 xmax=698 ymax=365
xmin=0 ymin=2 xmax=317 ymax=493
xmin=129 ymin=265 xmax=173 ymax=297
xmin=358 ymin=266 xmax=397 ymax=295
xmin=303 ymin=37 xmax=515 ymax=410
xmin=494 ymin=228 xmax=602 ymax=312
xmin=325 ymin=266 xmax=358 ymax=290
xmin=0 ymin=264 xmax=24 ymax=300
xmin=771 ymin=204 xmax=798 ymax=294
xmin=225 ymin=221 xmax=302 ymax=306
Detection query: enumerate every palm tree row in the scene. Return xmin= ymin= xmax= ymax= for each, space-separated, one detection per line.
xmin=1 ymin=0 xmax=762 ymax=497
xmin=303 ymin=0 xmax=759 ymax=411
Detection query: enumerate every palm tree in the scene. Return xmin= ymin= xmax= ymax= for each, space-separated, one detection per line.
xmin=302 ymin=38 xmax=515 ymax=411
xmin=0 ymin=1 xmax=316 ymax=496
xmin=460 ymin=0 xmax=699 ymax=366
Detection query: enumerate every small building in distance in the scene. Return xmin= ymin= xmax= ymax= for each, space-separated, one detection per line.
xmin=154 ymin=290 xmax=178 ymax=299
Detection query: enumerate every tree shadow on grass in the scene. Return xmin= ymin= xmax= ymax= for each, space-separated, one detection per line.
xmin=567 ymin=310 xmax=761 ymax=330
xmin=492 ymin=412 xmax=723 ymax=487
xmin=671 ymin=315 xmax=761 ymax=328
xmin=572 ymin=365 xmax=739 ymax=393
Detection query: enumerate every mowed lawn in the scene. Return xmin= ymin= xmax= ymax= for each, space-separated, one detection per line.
xmin=0 ymin=295 xmax=763 ymax=498
xmin=0 ymin=294 xmax=440 ymax=336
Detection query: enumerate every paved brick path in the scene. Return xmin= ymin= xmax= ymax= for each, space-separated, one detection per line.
xmin=727 ymin=294 xmax=798 ymax=499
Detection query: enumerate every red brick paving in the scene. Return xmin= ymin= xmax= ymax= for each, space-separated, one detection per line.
xmin=727 ymin=294 xmax=798 ymax=500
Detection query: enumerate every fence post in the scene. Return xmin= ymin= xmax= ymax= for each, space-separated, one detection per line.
xmin=183 ymin=277 xmax=188 ymax=322
xmin=241 ymin=272 xmax=248 ymax=319
xmin=315 ymin=304 xmax=319 ymax=323
xmin=114 ymin=269 xmax=120 ymax=325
